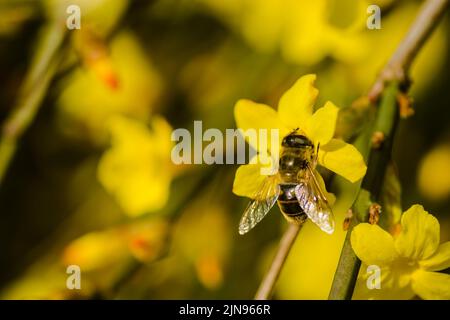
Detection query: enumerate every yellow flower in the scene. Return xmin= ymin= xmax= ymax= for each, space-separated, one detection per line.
xmin=63 ymin=229 xmax=129 ymax=272
xmin=62 ymin=219 xmax=169 ymax=271
xmin=97 ymin=115 xmax=174 ymax=217
xmin=418 ymin=144 xmax=450 ymax=202
xmin=233 ymin=74 xmax=367 ymax=199
xmin=352 ymin=205 xmax=450 ymax=300
xmin=197 ymin=1 xmax=446 ymax=98
xmin=57 ymin=31 xmax=162 ymax=143
xmin=198 ymin=0 xmax=369 ymax=66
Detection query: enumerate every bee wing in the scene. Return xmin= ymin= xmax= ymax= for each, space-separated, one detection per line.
xmin=238 ymin=175 xmax=281 ymax=235
xmin=294 ymin=165 xmax=335 ymax=234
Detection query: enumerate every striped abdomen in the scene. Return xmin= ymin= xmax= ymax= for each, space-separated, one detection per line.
xmin=277 ymin=183 xmax=307 ymax=225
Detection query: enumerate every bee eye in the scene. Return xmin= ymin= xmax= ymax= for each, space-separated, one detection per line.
xmin=282 ymin=134 xmax=313 ymax=148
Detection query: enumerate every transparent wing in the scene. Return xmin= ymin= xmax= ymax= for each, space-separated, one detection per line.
xmin=238 ymin=175 xmax=281 ymax=235
xmin=294 ymin=165 xmax=335 ymax=234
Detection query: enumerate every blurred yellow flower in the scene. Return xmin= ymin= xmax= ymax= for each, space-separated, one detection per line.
xmin=126 ymin=220 xmax=169 ymax=263
xmin=352 ymin=205 xmax=450 ymax=300
xmin=418 ymin=144 xmax=450 ymax=202
xmin=63 ymin=229 xmax=129 ymax=272
xmin=173 ymin=203 xmax=231 ymax=290
xmin=199 ymin=0 xmax=369 ymax=66
xmin=233 ymin=74 xmax=367 ymax=199
xmin=57 ymin=31 xmax=162 ymax=143
xmin=97 ymin=115 xmax=175 ymax=217
xmin=350 ymin=2 xmax=448 ymax=96
xmin=198 ymin=1 xmax=446 ymax=98
xmin=63 ymin=219 xmax=169 ymax=271
xmin=0 ymin=261 xmax=94 ymax=300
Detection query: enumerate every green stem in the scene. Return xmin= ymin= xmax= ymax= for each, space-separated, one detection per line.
xmin=329 ymin=0 xmax=449 ymax=300
xmin=0 ymin=22 xmax=66 ymax=184
xmin=329 ymin=83 xmax=399 ymax=300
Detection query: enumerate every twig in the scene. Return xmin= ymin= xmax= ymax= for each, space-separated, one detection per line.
xmin=0 ymin=22 xmax=66 ymax=184
xmin=329 ymin=0 xmax=449 ymax=300
xmin=255 ymin=223 xmax=301 ymax=300
xmin=368 ymin=0 xmax=449 ymax=101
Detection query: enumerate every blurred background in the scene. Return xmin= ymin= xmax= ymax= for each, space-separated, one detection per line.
xmin=0 ymin=0 xmax=448 ymax=299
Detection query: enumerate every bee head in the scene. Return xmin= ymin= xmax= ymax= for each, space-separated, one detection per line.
xmin=281 ymin=133 xmax=313 ymax=148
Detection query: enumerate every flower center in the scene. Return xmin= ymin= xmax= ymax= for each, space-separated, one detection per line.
xmin=391 ymin=257 xmax=418 ymax=275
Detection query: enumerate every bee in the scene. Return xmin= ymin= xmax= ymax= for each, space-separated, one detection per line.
xmin=238 ymin=131 xmax=335 ymax=235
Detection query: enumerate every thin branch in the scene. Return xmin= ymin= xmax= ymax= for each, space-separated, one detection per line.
xmin=0 ymin=22 xmax=66 ymax=184
xmin=329 ymin=0 xmax=449 ymax=300
xmin=255 ymin=223 xmax=301 ymax=300
xmin=368 ymin=0 xmax=449 ymax=101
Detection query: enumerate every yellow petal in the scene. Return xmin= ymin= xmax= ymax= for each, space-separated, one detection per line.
xmin=97 ymin=116 xmax=172 ymax=216
xmin=314 ymin=169 xmax=336 ymax=206
xmin=395 ymin=205 xmax=440 ymax=261
xmin=232 ymin=161 xmax=268 ymax=199
xmin=62 ymin=230 xmax=128 ymax=272
xmin=150 ymin=116 xmax=173 ymax=154
xmin=234 ymin=99 xmax=284 ymax=151
xmin=305 ymin=101 xmax=339 ymax=146
xmin=126 ymin=220 xmax=169 ymax=263
xmin=278 ymin=74 xmax=318 ymax=130
xmin=351 ymin=223 xmax=398 ymax=266
xmin=57 ymin=31 xmax=161 ymax=142
xmin=419 ymin=242 xmax=450 ymax=272
xmin=353 ymin=265 xmax=415 ymax=300
xmin=98 ymin=149 xmax=171 ymax=215
xmin=411 ymin=269 xmax=450 ymax=300
xmin=318 ymin=139 xmax=367 ymax=183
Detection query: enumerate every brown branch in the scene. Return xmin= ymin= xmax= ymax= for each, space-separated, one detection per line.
xmin=368 ymin=0 xmax=449 ymax=101
xmin=254 ymin=223 xmax=301 ymax=300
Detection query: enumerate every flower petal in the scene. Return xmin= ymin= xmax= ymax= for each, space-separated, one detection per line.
xmin=305 ymin=101 xmax=339 ymax=146
xmin=232 ymin=160 xmax=268 ymax=199
xmin=411 ymin=269 xmax=450 ymax=300
xmin=352 ymin=265 xmax=414 ymax=300
xmin=97 ymin=115 xmax=172 ymax=216
xmin=278 ymin=74 xmax=318 ymax=130
xmin=234 ymin=99 xmax=284 ymax=151
xmin=318 ymin=139 xmax=367 ymax=183
xmin=351 ymin=223 xmax=398 ymax=266
xmin=419 ymin=242 xmax=450 ymax=272
xmin=314 ymin=169 xmax=336 ymax=206
xmin=395 ymin=205 xmax=440 ymax=261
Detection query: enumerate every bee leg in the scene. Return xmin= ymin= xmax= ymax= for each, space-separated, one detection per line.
xmin=313 ymin=142 xmax=320 ymax=167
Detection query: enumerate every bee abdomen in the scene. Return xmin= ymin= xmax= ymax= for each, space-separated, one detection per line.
xmin=277 ymin=184 xmax=307 ymax=225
